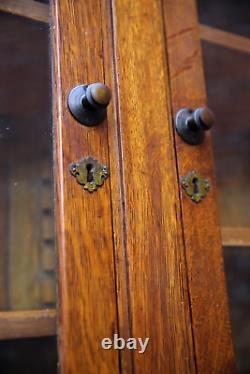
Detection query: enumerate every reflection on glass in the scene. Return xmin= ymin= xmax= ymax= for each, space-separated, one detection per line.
xmin=198 ymin=0 xmax=250 ymax=372
xmin=0 ymin=11 xmax=55 ymax=310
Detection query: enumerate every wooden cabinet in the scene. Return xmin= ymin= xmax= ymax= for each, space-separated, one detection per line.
xmin=51 ymin=0 xmax=234 ymax=372
xmin=2 ymin=0 xmax=250 ymax=372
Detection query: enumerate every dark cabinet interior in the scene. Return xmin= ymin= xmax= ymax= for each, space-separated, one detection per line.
xmin=0 ymin=7 xmax=56 ymax=374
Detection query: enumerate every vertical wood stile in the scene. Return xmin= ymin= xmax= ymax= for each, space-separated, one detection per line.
xmin=162 ymin=0 xmax=235 ymax=372
xmin=51 ymin=1 xmax=120 ymax=373
xmin=109 ymin=0 xmax=196 ymax=372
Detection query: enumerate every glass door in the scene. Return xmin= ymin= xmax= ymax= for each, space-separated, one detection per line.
xmin=198 ymin=1 xmax=250 ymax=372
xmin=0 ymin=1 xmax=57 ymax=372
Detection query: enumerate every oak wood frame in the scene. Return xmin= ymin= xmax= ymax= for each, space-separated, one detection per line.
xmin=0 ymin=309 xmax=56 ymax=340
xmin=200 ymin=24 xmax=250 ymax=55
xmin=0 ymin=0 xmax=237 ymax=371
xmin=51 ymin=0 xmax=120 ymax=373
xmin=51 ymin=0 xmax=235 ymax=373
xmin=51 ymin=0 xmax=195 ymax=372
xmin=162 ymin=0 xmax=235 ymax=372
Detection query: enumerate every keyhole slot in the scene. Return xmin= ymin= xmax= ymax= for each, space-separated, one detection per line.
xmin=192 ymin=177 xmax=199 ymax=194
xmin=86 ymin=163 xmax=94 ymax=182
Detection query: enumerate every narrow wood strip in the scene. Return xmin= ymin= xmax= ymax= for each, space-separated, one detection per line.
xmin=0 ymin=309 xmax=56 ymax=340
xmin=101 ymin=1 xmax=133 ymax=373
xmin=200 ymin=24 xmax=250 ymax=54
xmin=222 ymin=227 xmax=250 ymax=247
xmin=51 ymin=0 xmax=119 ymax=373
xmin=162 ymin=0 xmax=235 ymax=372
xmin=0 ymin=0 xmax=49 ymax=23
xmin=110 ymin=0 xmax=196 ymax=372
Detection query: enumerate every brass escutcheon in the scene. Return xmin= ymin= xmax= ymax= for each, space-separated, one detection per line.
xmin=69 ymin=156 xmax=109 ymax=192
xmin=181 ymin=170 xmax=210 ymax=203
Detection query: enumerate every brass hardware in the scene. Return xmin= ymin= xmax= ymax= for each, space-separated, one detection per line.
xmin=69 ymin=157 xmax=109 ymax=192
xmin=68 ymin=82 xmax=112 ymax=126
xmin=181 ymin=170 xmax=210 ymax=203
xmin=175 ymin=107 xmax=215 ymax=145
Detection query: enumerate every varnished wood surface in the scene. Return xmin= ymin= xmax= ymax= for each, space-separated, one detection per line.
xmin=101 ymin=3 xmax=134 ymax=373
xmin=53 ymin=0 xmax=197 ymax=372
xmin=51 ymin=1 xmax=119 ymax=373
xmin=0 ymin=0 xmax=49 ymax=23
xmin=200 ymin=24 xmax=250 ymax=54
xmin=109 ymin=1 xmax=196 ymax=373
xmin=162 ymin=0 xmax=235 ymax=372
xmin=51 ymin=0 xmax=237 ymax=372
xmin=0 ymin=309 xmax=56 ymax=340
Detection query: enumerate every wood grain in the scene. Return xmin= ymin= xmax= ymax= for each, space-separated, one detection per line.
xmin=0 ymin=309 xmax=56 ymax=340
xmin=0 ymin=0 xmax=49 ymax=23
xmin=162 ymin=0 xmax=235 ymax=372
xmin=100 ymin=1 xmax=134 ymax=372
xmin=200 ymin=24 xmax=250 ymax=55
xmin=51 ymin=0 xmax=119 ymax=373
xmin=109 ymin=0 xmax=196 ymax=372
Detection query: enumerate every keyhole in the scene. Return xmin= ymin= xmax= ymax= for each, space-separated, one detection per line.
xmin=86 ymin=163 xmax=94 ymax=182
xmin=192 ymin=177 xmax=199 ymax=194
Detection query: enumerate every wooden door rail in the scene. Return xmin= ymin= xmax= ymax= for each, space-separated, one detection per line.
xmin=0 ymin=0 xmax=49 ymax=23
xmin=0 ymin=309 xmax=56 ymax=340
xmin=200 ymin=24 xmax=250 ymax=55
xmin=2 ymin=2 xmax=250 ymax=55
xmin=222 ymin=227 xmax=250 ymax=247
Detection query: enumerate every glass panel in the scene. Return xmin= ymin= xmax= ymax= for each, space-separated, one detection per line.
xmin=0 ymin=11 xmax=55 ymax=310
xmin=198 ymin=0 xmax=250 ymax=372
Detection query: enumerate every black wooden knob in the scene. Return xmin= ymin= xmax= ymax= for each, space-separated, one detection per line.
xmin=68 ymin=82 xmax=112 ymax=126
xmin=175 ymin=107 xmax=215 ymax=145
